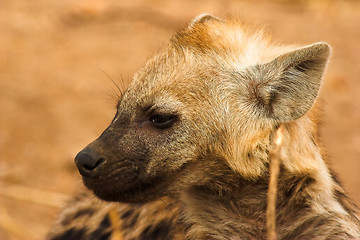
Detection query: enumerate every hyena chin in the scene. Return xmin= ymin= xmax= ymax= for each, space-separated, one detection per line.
xmin=48 ymin=14 xmax=360 ymax=240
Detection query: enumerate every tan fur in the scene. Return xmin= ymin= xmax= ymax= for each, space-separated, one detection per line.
xmin=48 ymin=15 xmax=360 ymax=240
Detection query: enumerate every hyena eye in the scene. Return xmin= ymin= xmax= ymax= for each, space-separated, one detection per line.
xmin=149 ymin=114 xmax=177 ymax=129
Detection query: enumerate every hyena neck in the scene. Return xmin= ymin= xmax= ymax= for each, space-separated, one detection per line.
xmin=181 ymin=172 xmax=268 ymax=239
xmin=181 ymin=169 xmax=358 ymax=239
xmin=180 ymin=122 xmax=359 ymax=239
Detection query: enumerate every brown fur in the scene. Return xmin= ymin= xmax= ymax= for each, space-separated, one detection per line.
xmin=48 ymin=15 xmax=360 ymax=239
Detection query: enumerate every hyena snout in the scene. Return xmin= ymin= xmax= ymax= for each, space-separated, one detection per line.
xmin=75 ymin=146 xmax=105 ymax=177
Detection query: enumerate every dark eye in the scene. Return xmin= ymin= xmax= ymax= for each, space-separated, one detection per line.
xmin=149 ymin=114 xmax=176 ymax=129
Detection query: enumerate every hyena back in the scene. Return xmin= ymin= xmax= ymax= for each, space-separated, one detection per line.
xmin=48 ymin=15 xmax=360 ymax=239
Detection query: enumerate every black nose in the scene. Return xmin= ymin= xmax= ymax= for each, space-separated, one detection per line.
xmin=74 ymin=147 xmax=104 ymax=177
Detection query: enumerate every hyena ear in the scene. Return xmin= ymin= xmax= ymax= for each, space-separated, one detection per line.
xmin=188 ymin=14 xmax=222 ymax=29
xmin=252 ymin=43 xmax=330 ymax=122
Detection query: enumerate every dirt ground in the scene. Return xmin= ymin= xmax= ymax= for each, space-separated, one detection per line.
xmin=0 ymin=0 xmax=359 ymax=239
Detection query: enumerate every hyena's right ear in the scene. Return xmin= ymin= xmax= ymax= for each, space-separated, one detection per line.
xmin=249 ymin=43 xmax=330 ymax=122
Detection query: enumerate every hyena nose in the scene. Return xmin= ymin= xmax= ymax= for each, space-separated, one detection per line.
xmin=74 ymin=147 xmax=104 ymax=177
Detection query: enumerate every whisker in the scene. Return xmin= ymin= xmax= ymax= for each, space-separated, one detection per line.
xmin=97 ymin=67 xmax=124 ymax=102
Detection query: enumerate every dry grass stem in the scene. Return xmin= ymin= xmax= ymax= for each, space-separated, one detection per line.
xmin=0 ymin=182 xmax=69 ymax=208
xmin=108 ymin=206 xmax=124 ymax=240
xmin=0 ymin=206 xmax=34 ymax=240
xmin=266 ymin=124 xmax=285 ymax=240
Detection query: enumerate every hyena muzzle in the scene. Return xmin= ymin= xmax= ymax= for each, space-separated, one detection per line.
xmin=47 ymin=14 xmax=360 ymax=240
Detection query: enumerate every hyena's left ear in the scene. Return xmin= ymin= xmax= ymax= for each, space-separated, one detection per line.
xmin=188 ymin=13 xmax=222 ymax=29
xmin=251 ymin=43 xmax=330 ymax=122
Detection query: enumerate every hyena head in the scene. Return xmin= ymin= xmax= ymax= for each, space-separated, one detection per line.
xmin=75 ymin=15 xmax=330 ymax=203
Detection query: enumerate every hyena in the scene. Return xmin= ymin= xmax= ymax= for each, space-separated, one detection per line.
xmin=48 ymin=14 xmax=360 ymax=239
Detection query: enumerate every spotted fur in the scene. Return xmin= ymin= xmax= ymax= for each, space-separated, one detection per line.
xmin=48 ymin=191 xmax=183 ymax=240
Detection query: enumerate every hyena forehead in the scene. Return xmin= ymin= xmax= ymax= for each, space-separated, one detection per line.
xmin=125 ymin=22 xmax=272 ymax=109
xmin=121 ymin=51 xmax=212 ymax=115
xmin=172 ymin=15 xmax=295 ymax=69
xmin=121 ymin=59 xmax=196 ymax=115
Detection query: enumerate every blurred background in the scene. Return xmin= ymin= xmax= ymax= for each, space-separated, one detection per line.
xmin=0 ymin=0 xmax=359 ymax=239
